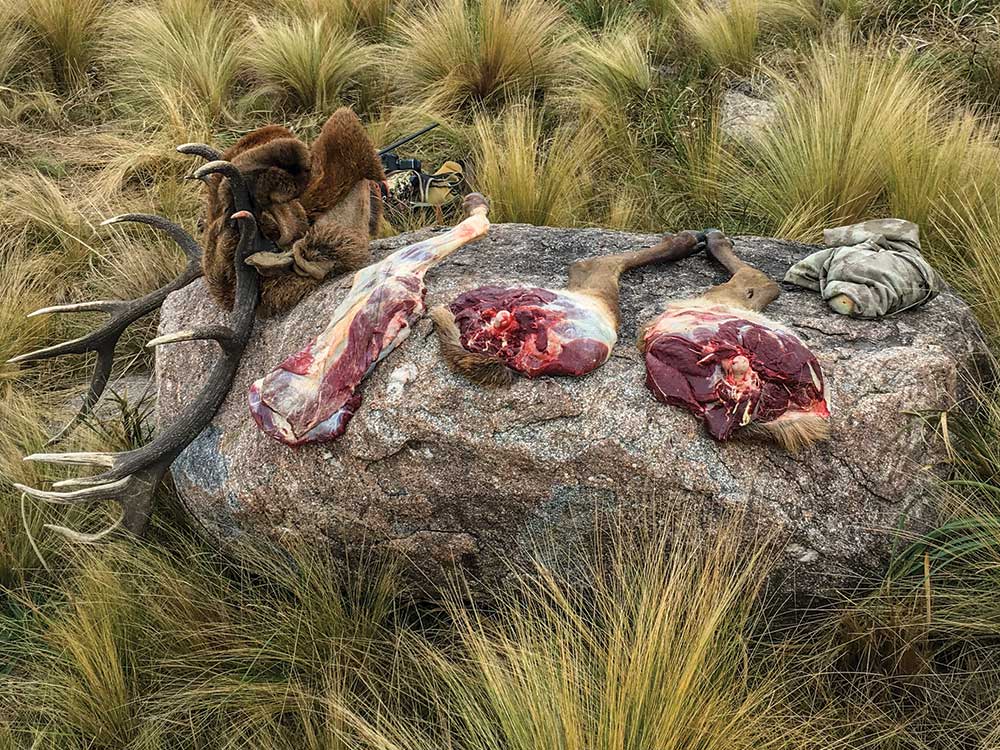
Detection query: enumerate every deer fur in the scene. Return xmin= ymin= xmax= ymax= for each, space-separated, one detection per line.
xmin=201 ymin=108 xmax=385 ymax=317
xmin=430 ymin=305 xmax=514 ymax=387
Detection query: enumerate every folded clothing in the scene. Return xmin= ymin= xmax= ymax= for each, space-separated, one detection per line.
xmin=783 ymin=218 xmax=941 ymax=318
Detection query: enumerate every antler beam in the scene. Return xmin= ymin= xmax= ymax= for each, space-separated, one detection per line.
xmin=12 ymin=158 xmax=264 ymax=540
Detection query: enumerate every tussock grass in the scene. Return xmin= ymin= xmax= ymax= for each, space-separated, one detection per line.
xmin=933 ymin=186 xmax=1000 ymax=337
xmin=0 ymin=387 xmax=95 ymax=586
xmin=679 ymin=0 xmax=817 ymax=75
xmin=246 ymin=16 xmax=377 ymax=114
xmin=92 ymin=215 xmax=190 ymax=302
xmin=0 ymin=24 xmax=32 ymax=85
xmin=0 ymin=171 xmax=99 ymax=267
xmin=269 ymin=0 xmax=401 ymax=35
xmin=389 ymin=0 xmax=573 ymax=112
xmin=1 ymin=532 xmax=411 ymax=748
xmin=104 ymin=0 xmax=244 ymax=127
xmin=470 ymin=103 xmax=602 ymax=226
xmin=15 ymin=0 xmax=106 ymax=92
xmin=729 ymin=36 xmax=938 ymax=238
xmin=887 ymin=113 xmax=1000 ymax=232
xmin=571 ymin=18 xmax=654 ymax=132
xmin=0 ymin=242 xmax=61 ymax=373
xmin=681 ymin=0 xmax=762 ymax=74
xmin=422 ymin=521 xmax=824 ymax=750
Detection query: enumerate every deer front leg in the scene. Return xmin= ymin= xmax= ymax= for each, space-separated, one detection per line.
xmin=249 ymin=193 xmax=491 ymax=445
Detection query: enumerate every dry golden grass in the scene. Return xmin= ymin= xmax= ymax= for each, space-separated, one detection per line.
xmin=420 ymin=520 xmax=828 ymax=750
xmin=470 ymin=103 xmax=603 ymax=226
xmin=888 ymin=113 xmax=1000 ymax=231
xmin=727 ymin=35 xmax=939 ymax=238
xmin=388 ymin=0 xmax=574 ymax=112
xmin=679 ymin=0 xmax=817 ymax=75
xmin=0 ymin=24 xmax=32 ymax=84
xmin=245 ymin=15 xmax=378 ymax=113
xmin=103 ymin=0 xmax=244 ymax=128
xmin=1 ymin=532 xmax=410 ymax=748
xmin=681 ymin=0 xmax=762 ymax=74
xmin=0 ymin=171 xmax=99 ymax=269
xmin=14 ymin=0 xmax=106 ymax=91
xmin=0 ymin=242 xmax=60 ymax=372
xmin=267 ymin=0 xmax=402 ymax=35
xmin=933 ymin=185 xmax=1000 ymax=337
xmin=571 ymin=18 xmax=654 ymax=133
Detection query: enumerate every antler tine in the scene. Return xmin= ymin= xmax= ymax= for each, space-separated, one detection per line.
xmin=102 ymin=213 xmax=202 ymax=261
xmin=16 ymin=468 xmax=166 ymax=542
xmin=23 ymin=210 xmax=262 ymax=536
xmin=176 ymin=143 xmax=222 ymax=162
xmin=146 ymin=325 xmax=236 ymax=351
xmin=9 ymin=216 xmax=205 ymax=444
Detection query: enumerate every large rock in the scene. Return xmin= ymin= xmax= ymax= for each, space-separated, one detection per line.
xmin=156 ymin=224 xmax=987 ymax=591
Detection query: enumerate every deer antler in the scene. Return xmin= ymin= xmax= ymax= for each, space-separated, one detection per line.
xmin=11 ymin=159 xmax=263 ymax=540
xmin=8 ymin=215 xmax=204 ymax=445
xmin=176 ymin=143 xmax=222 ymax=162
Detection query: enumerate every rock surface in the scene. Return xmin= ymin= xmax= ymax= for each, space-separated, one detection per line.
xmin=720 ymin=90 xmax=777 ymax=140
xmin=156 ymin=224 xmax=987 ymax=591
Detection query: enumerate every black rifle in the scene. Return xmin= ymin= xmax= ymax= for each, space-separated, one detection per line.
xmin=378 ymin=122 xmax=439 ymax=173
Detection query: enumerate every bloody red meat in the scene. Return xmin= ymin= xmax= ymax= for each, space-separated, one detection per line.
xmin=434 ymin=232 xmax=706 ymax=384
xmin=642 ymin=302 xmax=829 ymax=441
xmin=446 ymin=285 xmax=617 ymax=378
xmin=249 ymin=195 xmax=490 ymax=446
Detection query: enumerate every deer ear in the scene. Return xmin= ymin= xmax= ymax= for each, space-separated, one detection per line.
xmin=301 ymin=108 xmax=384 ymax=218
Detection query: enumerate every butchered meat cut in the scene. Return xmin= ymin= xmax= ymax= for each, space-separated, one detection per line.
xmin=638 ymin=230 xmax=831 ymax=451
xmin=446 ymin=286 xmax=617 ymax=378
xmin=642 ymin=302 xmax=829 ymax=441
xmin=433 ymin=231 xmax=706 ymax=385
xmin=249 ymin=194 xmax=490 ymax=446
